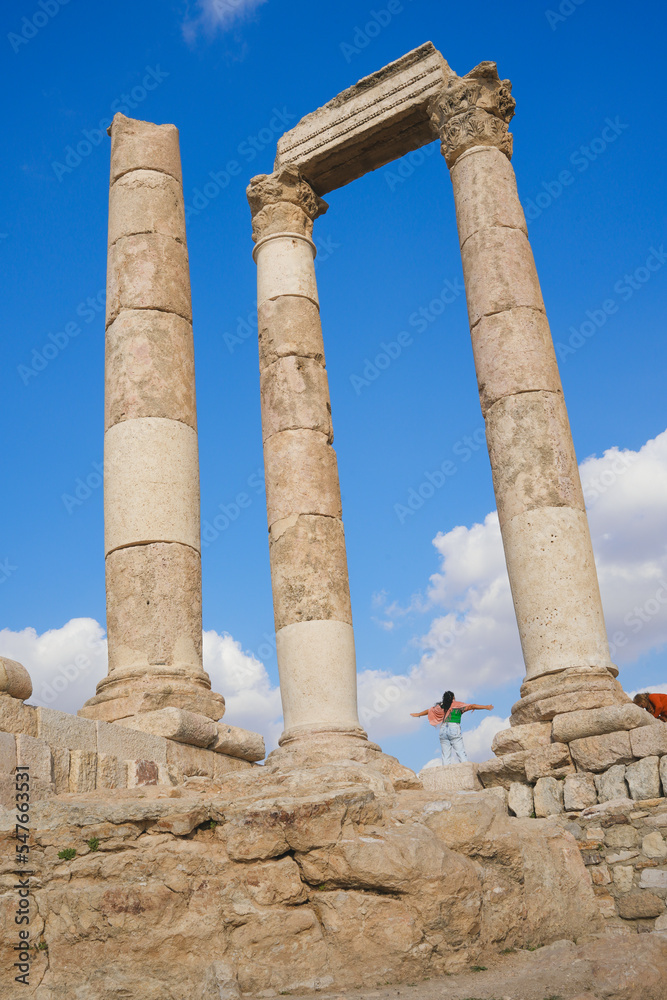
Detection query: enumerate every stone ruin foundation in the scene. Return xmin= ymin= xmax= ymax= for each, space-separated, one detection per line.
xmin=1 ymin=42 xmax=666 ymax=999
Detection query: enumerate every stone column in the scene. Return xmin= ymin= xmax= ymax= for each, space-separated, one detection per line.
xmin=431 ymin=65 xmax=626 ymax=723
xmin=247 ymin=166 xmax=365 ymax=746
xmin=80 ymin=113 xmax=225 ymax=723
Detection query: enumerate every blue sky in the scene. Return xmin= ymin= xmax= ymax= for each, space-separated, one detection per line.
xmin=2 ymin=0 xmax=667 ymax=771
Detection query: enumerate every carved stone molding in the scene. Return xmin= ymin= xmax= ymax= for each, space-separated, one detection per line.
xmin=430 ymin=60 xmax=515 ymax=167
xmin=247 ymin=164 xmax=328 ymax=243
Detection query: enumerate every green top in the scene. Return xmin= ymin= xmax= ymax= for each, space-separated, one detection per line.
xmin=447 ymin=708 xmax=462 ymax=724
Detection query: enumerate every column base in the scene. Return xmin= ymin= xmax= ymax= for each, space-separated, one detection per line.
xmin=79 ymin=667 xmax=225 ymax=723
xmin=510 ymin=665 xmax=629 ymax=726
xmin=265 ymin=725 xmax=420 ymax=789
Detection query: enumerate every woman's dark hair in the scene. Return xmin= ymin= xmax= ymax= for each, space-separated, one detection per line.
xmin=438 ymin=691 xmax=454 ymax=713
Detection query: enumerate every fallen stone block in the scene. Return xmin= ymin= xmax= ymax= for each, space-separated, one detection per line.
xmin=477 ymin=751 xmax=527 ymax=788
xmin=563 ymin=773 xmax=597 ymax=811
xmin=508 ymin=781 xmax=534 ymax=817
xmin=491 ymin=722 xmax=552 ymax=755
xmin=616 ymin=890 xmax=664 ymax=919
xmin=96 ymin=719 xmax=167 ymax=763
xmin=0 ymin=695 xmax=37 ymax=736
xmin=568 ymin=731 xmax=635 ymax=773
xmin=37 ymin=707 xmax=97 ymax=752
xmin=594 ymin=764 xmax=629 ymax=803
xmin=0 ymin=658 xmax=32 ymax=700
xmin=552 ymin=704 xmax=651 ymax=744
xmin=533 ymin=776 xmax=564 ymax=817
xmin=274 ymin=42 xmax=452 ymax=194
xmin=525 ymin=742 xmax=574 ymax=782
xmin=15 ymin=734 xmax=54 ymax=786
xmin=69 ymin=750 xmax=98 ymax=793
xmin=625 ymin=756 xmax=661 ymax=801
xmin=629 ymin=724 xmax=667 ymax=759
xmin=96 ymin=752 xmax=126 ymax=790
xmin=116 ymin=707 xmax=217 ymax=748
xmin=208 ymin=722 xmax=265 ymax=762
xmin=126 ymin=759 xmax=159 ymax=787
xmin=418 ymin=762 xmax=480 ymax=793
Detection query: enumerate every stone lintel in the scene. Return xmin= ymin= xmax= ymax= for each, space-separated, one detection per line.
xmin=274 ymin=42 xmax=452 ymax=195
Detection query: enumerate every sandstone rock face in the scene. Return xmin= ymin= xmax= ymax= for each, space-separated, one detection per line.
xmin=0 ymin=763 xmax=603 ymax=995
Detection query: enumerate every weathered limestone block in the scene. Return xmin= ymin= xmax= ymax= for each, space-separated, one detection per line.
xmin=126 ymin=759 xmax=159 ymax=787
xmin=485 ymin=390 xmax=585 ymax=528
xmin=625 ymin=756 xmax=661 ymax=801
xmin=563 ymin=774 xmax=598 ymax=811
xmin=96 ymin=753 xmax=126 ymax=789
xmin=104 ymin=417 xmax=200 ymax=552
xmin=0 ymin=695 xmax=37 ymax=736
xmin=450 ymin=144 xmax=526 ymax=247
xmin=208 ymin=723 xmax=265 ymax=762
xmin=491 ymin=722 xmax=551 ymax=755
xmin=0 ymin=657 xmax=32 ymax=700
xmin=460 ymin=227 xmax=544 ymax=330
xmin=157 ymin=762 xmax=182 ymax=786
xmin=552 ymin=704 xmax=651 ymax=744
xmin=613 ymin=865 xmax=635 ymax=893
xmin=108 ymin=112 xmax=183 ymax=186
xmin=642 ymin=831 xmax=667 ymax=859
xmin=629 ymin=723 xmax=667 ymax=759
xmin=660 ymin=755 xmax=667 ymax=793
xmin=640 ymin=870 xmax=667 ymax=890
xmin=477 ymin=751 xmax=527 ymax=788
xmin=263 ymin=429 xmax=342 ymax=525
xmin=116 ymin=707 xmax=217 ymax=748
xmin=569 ymin=732 xmax=635 ymax=773
xmin=52 ymin=748 xmax=70 ymax=794
xmin=533 ymin=777 xmax=564 ymax=817
xmin=108 ymin=168 xmax=186 ymax=246
xmin=37 ymin=707 xmax=97 ymax=752
xmin=212 ymin=753 xmax=252 ymax=780
xmin=69 ymin=750 xmax=98 ymax=793
xmin=604 ymin=824 xmax=639 ymax=849
xmin=106 ymin=233 xmax=192 ymax=327
xmin=15 ymin=734 xmax=54 ymax=785
xmin=96 ymin=720 xmax=167 ymax=763
xmin=512 ymin=667 xmax=628 ymax=726
xmin=274 ymin=43 xmax=452 ymax=194
xmin=105 ymin=310 xmax=197 ymax=430
xmin=165 ymin=739 xmax=215 ymax=777
xmin=258 ymin=296 xmax=325 ymax=371
xmin=0 ymin=731 xmax=17 ymax=773
xmin=594 ymin=765 xmax=629 ymax=803
xmin=508 ymin=782 xmax=534 ymax=818
xmin=418 ymin=763 xmax=480 ymax=793
xmin=269 ymin=514 xmax=353 ymax=629
xmin=260 ymin=356 xmax=333 ymax=441
xmin=617 ymin=891 xmax=664 ymax=919
xmin=470 ymin=308 xmax=562 ymax=418
xmin=525 ymin=743 xmax=574 ymax=782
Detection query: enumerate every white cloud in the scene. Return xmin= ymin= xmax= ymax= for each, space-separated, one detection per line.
xmin=182 ymin=0 xmax=268 ymax=42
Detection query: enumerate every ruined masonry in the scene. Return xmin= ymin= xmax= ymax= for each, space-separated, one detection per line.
xmin=1 ymin=43 xmax=667 ymax=996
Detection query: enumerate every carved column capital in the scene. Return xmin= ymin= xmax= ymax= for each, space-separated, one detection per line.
xmin=247 ymin=164 xmax=328 ymax=243
xmin=430 ymin=61 xmax=515 ymax=168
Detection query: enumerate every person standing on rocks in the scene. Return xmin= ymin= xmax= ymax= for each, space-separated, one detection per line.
xmin=633 ymin=691 xmax=667 ymax=721
xmin=410 ymin=691 xmax=494 ymax=765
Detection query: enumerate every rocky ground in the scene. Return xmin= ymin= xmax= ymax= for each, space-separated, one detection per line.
xmin=307 ymin=933 xmax=667 ymax=1000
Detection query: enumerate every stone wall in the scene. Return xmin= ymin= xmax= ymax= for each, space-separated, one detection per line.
xmin=0 ymin=697 xmax=261 ymax=805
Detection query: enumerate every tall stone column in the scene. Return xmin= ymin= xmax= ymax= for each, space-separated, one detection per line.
xmin=430 ymin=65 xmax=627 ymax=724
xmin=247 ymin=166 xmax=366 ymax=746
xmin=81 ymin=113 xmax=225 ymax=723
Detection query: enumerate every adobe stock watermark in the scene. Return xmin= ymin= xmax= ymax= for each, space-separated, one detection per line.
xmin=524 ymin=118 xmax=628 ymax=223
xmin=51 ymin=67 xmax=169 ymax=181
xmin=184 ymin=108 xmax=296 ymax=222
xmin=545 ymin=0 xmax=586 ymax=31
xmin=18 ymin=290 xmax=105 ymax=385
xmin=360 ymin=674 xmax=412 ymax=726
xmin=393 ymin=427 xmax=486 ymax=524
xmin=61 ymin=460 xmax=103 ymax=514
xmin=201 ymin=467 xmax=265 ymax=548
xmin=222 ymin=234 xmax=340 ymax=354
xmin=8 ymin=0 xmax=73 ymax=54
xmin=385 ymin=142 xmax=438 ymax=192
xmin=349 ymin=276 xmax=464 ymax=395
xmin=555 ymin=244 xmax=666 ymax=363
xmin=340 ymin=0 xmax=414 ymax=63
xmin=608 ymin=578 xmax=667 ymax=661
xmin=0 ymin=558 xmax=18 ymax=585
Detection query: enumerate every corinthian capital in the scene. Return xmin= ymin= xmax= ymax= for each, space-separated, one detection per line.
xmin=430 ymin=61 xmax=516 ymax=167
xmin=247 ymin=164 xmax=328 ymax=243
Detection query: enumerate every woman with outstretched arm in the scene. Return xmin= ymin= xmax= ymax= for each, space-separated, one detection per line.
xmin=411 ymin=690 xmax=493 ymax=765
